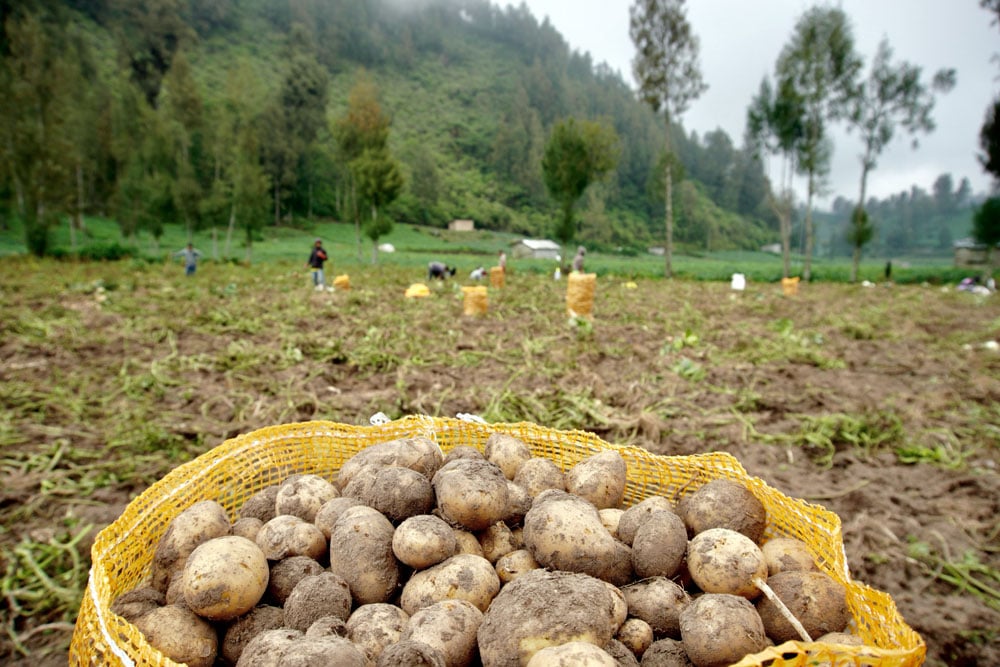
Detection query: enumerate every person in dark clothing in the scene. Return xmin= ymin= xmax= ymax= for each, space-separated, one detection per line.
xmin=428 ymin=261 xmax=456 ymax=280
xmin=306 ymin=238 xmax=328 ymax=290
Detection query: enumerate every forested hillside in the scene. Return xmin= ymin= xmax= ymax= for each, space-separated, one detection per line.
xmin=0 ymin=0 xmax=780 ymax=258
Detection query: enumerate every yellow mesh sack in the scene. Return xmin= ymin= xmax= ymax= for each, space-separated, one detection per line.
xmin=70 ymin=417 xmax=924 ymax=667
xmin=461 ymin=285 xmax=489 ymax=316
xmin=333 ymin=274 xmax=350 ymax=290
xmin=782 ymin=276 xmax=800 ymax=296
xmin=490 ymin=266 xmax=505 ymax=289
xmin=567 ymin=272 xmax=597 ymax=318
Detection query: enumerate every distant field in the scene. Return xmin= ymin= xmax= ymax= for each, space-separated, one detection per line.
xmin=0 ymin=215 xmax=972 ymax=284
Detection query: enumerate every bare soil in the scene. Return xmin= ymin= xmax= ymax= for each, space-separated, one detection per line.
xmin=0 ymin=260 xmax=997 ymax=666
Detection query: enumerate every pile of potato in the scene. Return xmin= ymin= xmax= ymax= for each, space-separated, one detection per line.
xmin=112 ymin=434 xmax=862 ymax=666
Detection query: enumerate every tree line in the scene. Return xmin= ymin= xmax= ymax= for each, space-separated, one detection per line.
xmin=2 ymin=0 xmax=992 ymax=271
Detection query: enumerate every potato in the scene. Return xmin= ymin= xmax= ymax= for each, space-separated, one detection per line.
xmin=401 ymin=553 xmax=500 ymax=614
xmin=347 ymin=603 xmax=410 ymax=660
xmin=503 ymin=481 xmax=533 ymax=526
xmin=239 ymin=486 xmax=279 ymax=523
xmin=403 ymin=599 xmax=484 ymax=667
xmin=616 ymin=497 xmax=673 ymax=546
xmin=304 ymin=615 xmax=348 ymax=638
xmin=110 ymin=587 xmax=164 ymax=623
xmin=677 ymin=479 xmax=766 ymax=543
xmin=523 ymin=489 xmax=633 ymax=585
xmin=604 ymin=638 xmax=641 ymax=666
xmin=284 ymin=572 xmax=353 ymax=632
xmin=275 ymin=474 xmax=338 ymax=522
xmin=620 ymin=577 xmax=690 ymax=638
xmin=761 ymin=537 xmax=818 ymax=576
xmin=478 ymin=521 xmax=518 ymax=563
xmin=232 ymin=517 xmax=264 ymax=542
xmin=615 ymin=618 xmax=653 ymax=658
xmin=687 ymin=528 xmax=767 ymax=599
xmin=678 ymin=594 xmax=769 ymax=667
xmin=235 ymin=627 xmax=301 ymax=667
xmin=444 ymin=445 xmax=486 ymax=463
xmin=151 ymin=500 xmax=231 ymax=592
xmin=565 ymin=450 xmax=627 ymax=510
xmin=267 ymin=555 xmax=324 ymax=605
xmin=366 ymin=466 xmax=436 ymax=522
xmin=337 ymin=436 xmax=444 ymax=491
xmin=599 ymin=508 xmax=624 ymax=538
xmin=495 ymin=548 xmax=539 ymax=584
xmin=433 ymin=458 xmax=510 ymax=531
xmin=393 ymin=514 xmax=458 ymax=569
xmin=631 ymin=510 xmax=687 ymax=579
xmin=221 ymin=605 xmax=286 ymax=665
xmin=314 ymin=496 xmax=364 ymax=539
xmin=279 ymin=635 xmax=369 ymax=666
xmin=815 ymin=631 xmax=863 ymax=646
xmin=526 ymin=641 xmax=617 ymax=666
xmin=755 ymin=570 xmax=850 ymax=643
xmin=477 ymin=569 xmax=626 ymax=667
xmin=638 ymin=638 xmax=693 ymax=666
xmin=183 ymin=535 xmax=269 ymax=620
xmin=256 ymin=514 xmax=326 ymax=561
xmin=329 ymin=505 xmax=399 ymax=604
xmin=376 ymin=639 xmax=448 ymax=666
xmin=484 ymin=433 xmax=532 ymax=480
xmin=134 ymin=604 xmax=219 ymax=667
xmin=453 ymin=528 xmax=486 ymax=557
xmin=513 ymin=457 xmax=566 ymax=497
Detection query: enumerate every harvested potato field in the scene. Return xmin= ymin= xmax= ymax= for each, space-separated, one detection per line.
xmin=0 ymin=258 xmax=998 ymax=665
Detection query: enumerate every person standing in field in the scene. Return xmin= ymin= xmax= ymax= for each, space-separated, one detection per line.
xmin=571 ymin=246 xmax=586 ymax=273
xmin=306 ymin=238 xmax=328 ymax=290
xmin=174 ymin=243 xmax=202 ymax=277
xmin=498 ymin=249 xmax=507 ymax=273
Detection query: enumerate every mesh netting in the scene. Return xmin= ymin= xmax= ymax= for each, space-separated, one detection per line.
xmin=70 ymin=416 xmax=924 ymax=667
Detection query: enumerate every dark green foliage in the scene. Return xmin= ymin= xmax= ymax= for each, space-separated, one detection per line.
xmin=973 ymin=196 xmax=1000 ymax=250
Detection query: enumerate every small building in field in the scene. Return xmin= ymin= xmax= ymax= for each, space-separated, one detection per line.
xmin=761 ymin=243 xmax=783 ymax=255
xmin=954 ymin=238 xmax=999 ymax=268
xmin=511 ymin=239 xmax=562 ymax=260
xmin=449 ymin=219 xmax=475 ymax=232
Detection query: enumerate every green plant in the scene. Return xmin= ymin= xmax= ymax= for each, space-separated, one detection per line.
xmin=1 ymin=521 xmax=92 ymax=656
xmin=906 ymin=538 xmax=1000 ymax=611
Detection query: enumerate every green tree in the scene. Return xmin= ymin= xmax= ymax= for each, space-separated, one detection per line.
xmin=333 ymin=72 xmax=391 ymax=259
xmin=353 ymin=147 xmax=403 ymax=263
xmin=261 ymin=24 xmax=329 ymax=226
xmin=160 ymin=50 xmax=204 ymax=241
xmin=845 ymin=38 xmax=954 ymax=281
xmin=776 ymin=5 xmax=862 ymax=281
xmin=107 ymin=0 xmax=191 ymax=108
xmin=542 ymin=117 xmax=620 ymax=250
xmin=972 ymin=196 xmax=1000 ymax=279
xmin=629 ymin=0 xmax=707 ymax=277
xmin=979 ymin=97 xmax=1000 ymax=184
xmin=747 ymin=76 xmax=806 ymax=278
xmin=0 ymin=11 xmax=76 ymax=255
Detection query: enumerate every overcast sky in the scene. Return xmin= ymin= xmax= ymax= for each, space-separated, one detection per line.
xmin=514 ymin=0 xmax=998 ymax=208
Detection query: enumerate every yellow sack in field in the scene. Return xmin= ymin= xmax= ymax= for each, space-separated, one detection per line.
xmin=782 ymin=276 xmax=800 ymax=296
xmin=71 ymin=417 xmax=925 ymax=667
xmin=462 ymin=285 xmax=488 ymax=316
xmin=567 ymin=271 xmax=597 ymax=318
xmin=333 ymin=274 xmax=350 ymax=290
xmin=405 ymin=283 xmax=431 ymax=298
xmin=490 ymin=266 xmax=505 ymax=288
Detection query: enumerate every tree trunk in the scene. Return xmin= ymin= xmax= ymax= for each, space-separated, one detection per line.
xmin=803 ymin=171 xmax=815 ymax=282
xmin=664 ymin=162 xmax=673 ymax=279
xmin=224 ymin=204 xmax=235 ymax=258
xmin=851 ymin=165 xmax=871 ymax=284
xmin=273 ymin=181 xmax=280 ymax=226
xmin=353 ymin=181 xmax=362 ymax=262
